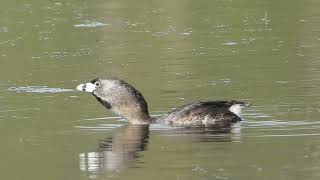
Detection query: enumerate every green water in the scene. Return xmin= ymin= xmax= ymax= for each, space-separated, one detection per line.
xmin=1 ymin=0 xmax=320 ymax=179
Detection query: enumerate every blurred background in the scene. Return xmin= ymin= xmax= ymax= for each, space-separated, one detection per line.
xmin=1 ymin=0 xmax=320 ymax=179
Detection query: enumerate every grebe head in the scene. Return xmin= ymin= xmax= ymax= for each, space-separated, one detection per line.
xmin=77 ymin=78 xmax=151 ymax=124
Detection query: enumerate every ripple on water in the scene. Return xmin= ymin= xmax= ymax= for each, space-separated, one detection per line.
xmin=73 ymin=105 xmax=320 ymax=139
xmin=76 ymin=116 xmax=126 ymax=132
xmin=240 ymin=109 xmax=320 ymax=138
xmin=80 ymin=116 xmax=124 ymax=121
xmin=75 ymin=124 xmax=123 ymax=132
xmin=7 ymin=86 xmax=74 ymax=93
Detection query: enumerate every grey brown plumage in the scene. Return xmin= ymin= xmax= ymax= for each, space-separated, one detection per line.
xmin=77 ymin=77 xmax=246 ymax=127
xmin=156 ymin=101 xmax=245 ymax=127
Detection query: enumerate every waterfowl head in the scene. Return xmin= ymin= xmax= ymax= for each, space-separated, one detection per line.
xmin=77 ymin=78 xmax=151 ymax=124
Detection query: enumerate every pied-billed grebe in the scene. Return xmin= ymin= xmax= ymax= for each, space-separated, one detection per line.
xmin=76 ymin=77 xmax=246 ymax=127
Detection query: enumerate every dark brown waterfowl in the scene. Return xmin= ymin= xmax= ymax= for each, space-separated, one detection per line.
xmin=77 ymin=77 xmax=246 ymax=127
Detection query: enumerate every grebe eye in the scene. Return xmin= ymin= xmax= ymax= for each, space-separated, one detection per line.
xmin=95 ymin=81 xmax=101 ymax=87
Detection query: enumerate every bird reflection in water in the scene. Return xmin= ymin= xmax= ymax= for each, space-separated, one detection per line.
xmin=79 ymin=124 xmax=149 ymax=172
xmin=79 ymin=122 xmax=242 ymax=173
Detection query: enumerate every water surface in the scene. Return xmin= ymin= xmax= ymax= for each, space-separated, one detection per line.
xmin=1 ymin=0 xmax=320 ymax=179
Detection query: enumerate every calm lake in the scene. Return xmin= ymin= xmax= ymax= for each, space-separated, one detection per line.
xmin=1 ymin=0 xmax=320 ymax=179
